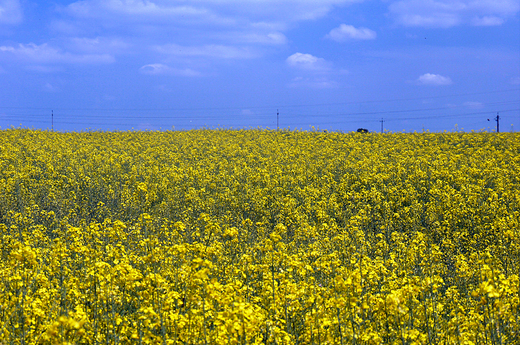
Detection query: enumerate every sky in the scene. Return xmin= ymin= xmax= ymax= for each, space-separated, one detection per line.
xmin=0 ymin=0 xmax=519 ymax=132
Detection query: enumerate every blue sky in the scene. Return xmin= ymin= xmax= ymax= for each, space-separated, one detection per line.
xmin=0 ymin=0 xmax=519 ymax=132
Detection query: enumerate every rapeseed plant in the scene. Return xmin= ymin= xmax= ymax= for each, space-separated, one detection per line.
xmin=0 ymin=129 xmax=518 ymax=344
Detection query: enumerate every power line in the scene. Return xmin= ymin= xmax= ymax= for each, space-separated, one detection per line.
xmin=5 ymin=108 xmax=517 ymax=129
xmin=288 ymin=109 xmax=520 ymax=126
xmin=390 ymin=108 xmax=518 ymax=122
xmin=2 ymin=100 xmax=518 ymax=121
xmin=278 ymin=100 xmax=520 ymax=118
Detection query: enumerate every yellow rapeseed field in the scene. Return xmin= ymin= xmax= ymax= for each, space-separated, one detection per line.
xmin=0 ymin=128 xmax=518 ymax=344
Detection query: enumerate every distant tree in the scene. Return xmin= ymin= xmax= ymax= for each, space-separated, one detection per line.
xmin=357 ymin=128 xmax=369 ymax=133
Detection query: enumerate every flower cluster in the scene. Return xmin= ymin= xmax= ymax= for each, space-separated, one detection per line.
xmin=0 ymin=129 xmax=519 ymax=344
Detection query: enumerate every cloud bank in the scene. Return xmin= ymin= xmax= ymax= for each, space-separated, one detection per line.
xmin=64 ymin=0 xmax=365 ymax=24
xmin=0 ymin=0 xmax=22 ymax=24
xmin=389 ymin=0 xmax=520 ymax=28
xmin=0 ymin=43 xmax=115 ymax=64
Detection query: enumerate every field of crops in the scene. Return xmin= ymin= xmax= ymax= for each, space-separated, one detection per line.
xmin=0 ymin=129 xmax=519 ymax=344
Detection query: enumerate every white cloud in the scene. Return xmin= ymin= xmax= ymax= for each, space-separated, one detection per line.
xmin=63 ymin=0 xmax=366 ymax=30
xmin=25 ymin=65 xmax=63 ymax=73
xmin=286 ymin=53 xmax=331 ymax=72
xmin=62 ymin=0 xmax=238 ymax=31
xmin=471 ymin=16 xmax=504 ymax=26
xmin=66 ymin=0 xmax=362 ymax=19
xmin=326 ymin=24 xmax=376 ymax=41
xmin=68 ymin=37 xmax=130 ymax=54
xmin=139 ymin=64 xmax=201 ymax=77
xmin=66 ymin=0 xmax=210 ymax=18
xmin=394 ymin=12 xmax=460 ymax=28
xmin=0 ymin=43 xmax=115 ymax=64
xmin=224 ymin=32 xmax=287 ymax=45
xmin=156 ymin=44 xmax=257 ymax=59
xmin=0 ymin=0 xmax=22 ymax=24
xmin=264 ymin=32 xmax=288 ymax=44
xmin=417 ymin=73 xmax=452 ymax=85
xmin=389 ymin=0 xmax=520 ymax=28
xmin=250 ymin=21 xmax=287 ymax=31
xmin=286 ymin=53 xmax=337 ymax=88
xmin=288 ymin=76 xmax=339 ymax=88
xmin=44 ymin=83 xmax=59 ymax=93
xmin=463 ymin=101 xmax=484 ymax=109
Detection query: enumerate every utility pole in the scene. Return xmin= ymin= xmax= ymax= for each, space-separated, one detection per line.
xmin=52 ymin=110 xmax=54 ymax=131
xmin=277 ymin=109 xmax=279 ymax=130
xmin=488 ymin=112 xmax=500 ymax=132
xmin=380 ymin=118 xmax=384 ymax=133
